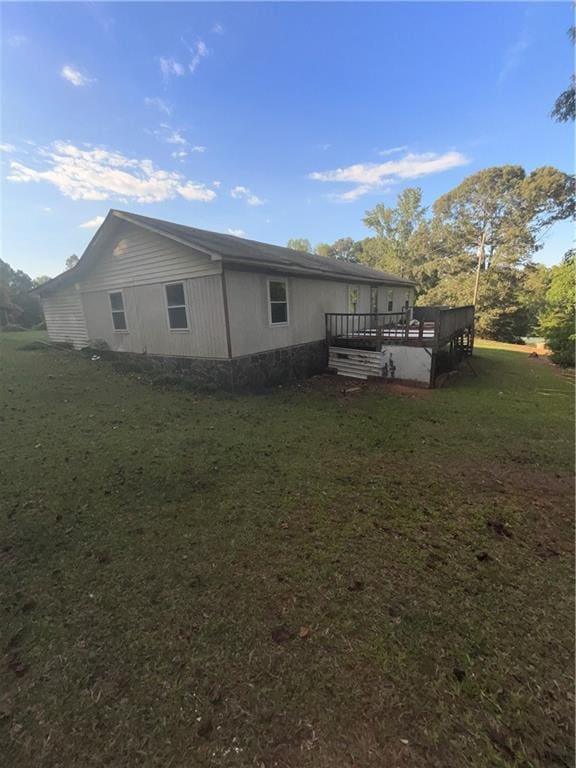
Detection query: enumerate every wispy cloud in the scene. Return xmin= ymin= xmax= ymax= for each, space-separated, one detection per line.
xmin=309 ymin=150 xmax=470 ymax=202
xmin=0 ymin=143 xmax=16 ymax=153
xmin=317 ymin=143 xmax=332 ymax=151
xmin=6 ymin=33 xmax=27 ymax=47
xmin=230 ymin=185 xmax=265 ymax=206
xmin=159 ymin=57 xmax=185 ymax=78
xmin=227 ymin=228 xmax=245 ymax=237
xmin=498 ymin=29 xmax=530 ymax=86
xmin=164 ymin=129 xmax=187 ymax=146
xmin=144 ymin=96 xmax=171 ymax=115
xmin=377 ymin=145 xmax=409 ymax=156
xmin=212 ymin=22 xmax=225 ymax=35
xmin=187 ymin=39 xmax=209 ymax=74
xmin=6 ymin=141 xmax=216 ymax=204
xmin=60 ymin=65 xmax=96 ymax=87
xmin=79 ymin=215 xmax=105 ymax=229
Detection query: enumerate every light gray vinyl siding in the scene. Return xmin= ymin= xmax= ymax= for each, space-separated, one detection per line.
xmin=81 ymin=275 xmax=228 ymax=358
xmin=42 ymin=287 xmax=89 ymax=349
xmin=225 ymin=270 xmax=401 ymax=358
xmin=79 ymin=221 xmax=221 ymax=293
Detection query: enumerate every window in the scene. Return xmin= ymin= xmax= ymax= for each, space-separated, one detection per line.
xmin=165 ymin=283 xmax=188 ymax=330
xmin=348 ymin=286 xmax=359 ymax=314
xmin=268 ymin=280 xmax=288 ymax=325
xmin=404 ymin=290 xmax=411 ymax=310
xmin=370 ymin=286 xmax=378 ymax=314
xmin=109 ymin=292 xmax=127 ymax=331
xmin=387 ymin=289 xmax=394 ymax=312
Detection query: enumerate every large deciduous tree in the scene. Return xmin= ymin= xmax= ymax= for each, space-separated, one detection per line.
xmin=428 ymin=165 xmax=573 ymax=308
xmin=286 ymin=238 xmax=311 ymax=253
xmin=360 ymin=188 xmax=427 ymax=280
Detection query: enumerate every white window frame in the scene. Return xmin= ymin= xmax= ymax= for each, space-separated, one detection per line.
xmin=348 ymin=285 xmax=360 ymax=314
xmin=370 ymin=286 xmax=378 ymax=314
xmin=164 ymin=282 xmax=189 ymax=332
xmin=109 ymin=291 xmax=128 ymax=332
xmin=267 ymin=278 xmax=289 ymax=327
xmin=387 ymin=288 xmax=394 ymax=312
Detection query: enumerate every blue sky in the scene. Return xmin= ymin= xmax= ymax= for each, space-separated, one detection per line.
xmin=1 ymin=1 xmax=573 ymax=278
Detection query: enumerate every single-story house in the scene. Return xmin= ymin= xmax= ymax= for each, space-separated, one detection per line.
xmin=33 ymin=209 xmax=425 ymax=387
xmin=34 ymin=210 xmax=475 ymax=387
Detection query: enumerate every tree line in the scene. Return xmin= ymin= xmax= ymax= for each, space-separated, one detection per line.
xmin=287 ymin=164 xmax=574 ymax=366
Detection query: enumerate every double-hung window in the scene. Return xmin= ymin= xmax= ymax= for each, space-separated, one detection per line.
xmin=370 ymin=286 xmax=378 ymax=314
xmin=348 ymin=286 xmax=359 ymax=314
xmin=165 ymin=283 xmax=189 ymax=330
xmin=387 ymin=289 xmax=394 ymax=312
xmin=109 ymin=292 xmax=127 ymax=331
xmin=268 ymin=280 xmax=289 ymax=325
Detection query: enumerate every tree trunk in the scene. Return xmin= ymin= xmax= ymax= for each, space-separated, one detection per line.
xmin=472 ymin=229 xmax=486 ymax=306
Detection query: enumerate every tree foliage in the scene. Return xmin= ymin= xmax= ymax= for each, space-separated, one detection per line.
xmin=286 ymin=238 xmax=311 ymax=253
xmin=539 ymin=251 xmax=575 ymax=366
xmin=0 ymin=258 xmax=44 ymax=327
xmin=551 ymin=26 xmax=575 ymax=122
xmin=65 ymin=254 xmax=79 ymax=270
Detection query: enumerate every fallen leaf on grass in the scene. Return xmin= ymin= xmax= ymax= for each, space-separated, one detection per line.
xmin=299 ymin=626 xmax=312 ymax=639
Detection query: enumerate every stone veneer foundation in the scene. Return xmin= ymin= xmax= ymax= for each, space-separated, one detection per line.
xmin=85 ymin=339 xmax=328 ymax=392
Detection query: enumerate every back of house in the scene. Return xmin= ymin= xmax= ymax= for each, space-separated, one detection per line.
xmin=33 ymin=210 xmax=417 ymax=386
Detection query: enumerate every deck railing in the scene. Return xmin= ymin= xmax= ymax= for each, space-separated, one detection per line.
xmin=326 ymin=305 xmax=475 ymax=349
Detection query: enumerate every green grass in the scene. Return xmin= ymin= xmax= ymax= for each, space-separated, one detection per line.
xmin=1 ymin=331 xmax=574 ymax=768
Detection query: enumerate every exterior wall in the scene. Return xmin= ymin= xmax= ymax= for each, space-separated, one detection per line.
xmin=377 ymin=284 xmax=414 ymax=314
xmin=381 ymin=345 xmax=433 ymax=385
xmin=81 ymin=275 xmax=228 ymax=358
xmin=224 ymin=269 xmax=403 ymax=358
xmin=80 ymin=221 xmax=221 ymax=291
xmin=42 ymin=286 xmax=89 ymax=349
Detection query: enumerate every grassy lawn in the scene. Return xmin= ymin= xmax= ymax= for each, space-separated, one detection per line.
xmin=1 ymin=331 xmax=574 ymax=768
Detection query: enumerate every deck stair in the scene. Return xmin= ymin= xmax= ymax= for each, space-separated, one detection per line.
xmin=328 ymin=346 xmax=382 ymax=380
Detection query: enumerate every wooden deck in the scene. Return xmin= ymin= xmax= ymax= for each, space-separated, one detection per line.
xmin=326 ymin=306 xmax=475 ymax=352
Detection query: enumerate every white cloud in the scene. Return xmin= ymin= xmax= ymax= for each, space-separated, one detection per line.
xmin=43 ymin=207 xmax=52 ymax=213
xmin=230 ymin=185 xmax=265 ymax=206
xmin=178 ymin=182 xmax=216 ymax=202
xmin=227 ymin=228 xmax=245 ymax=237
xmin=377 ymin=145 xmax=409 ymax=156
xmin=309 ymin=150 xmax=470 ymax=202
xmin=188 ymin=39 xmax=209 ymax=74
xmin=79 ymin=215 xmax=105 ymax=229
xmin=191 ymin=145 xmax=206 ymax=153
xmin=0 ymin=143 xmax=16 ymax=153
xmin=144 ymin=96 xmax=171 ymax=115
xmin=172 ymin=150 xmax=188 ymax=160
xmin=159 ymin=57 xmax=185 ymax=78
xmin=498 ymin=29 xmax=530 ymax=86
xmin=6 ymin=34 xmax=27 ymax=47
xmin=6 ymin=141 xmax=216 ymax=204
xmin=317 ymin=143 xmax=332 ymax=151
xmin=212 ymin=22 xmax=225 ymax=35
xmin=212 ymin=180 xmax=221 ymax=188
xmin=165 ymin=129 xmax=187 ymax=146
xmin=60 ymin=65 xmax=96 ymax=87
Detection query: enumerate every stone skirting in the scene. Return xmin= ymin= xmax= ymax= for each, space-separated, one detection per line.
xmin=84 ymin=339 xmax=328 ymax=391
